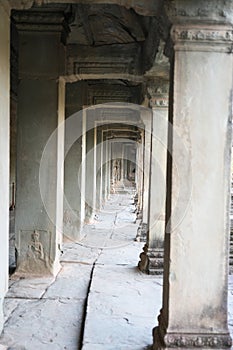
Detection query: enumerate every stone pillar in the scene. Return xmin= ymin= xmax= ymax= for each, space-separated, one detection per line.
xmin=106 ymin=138 xmax=111 ymax=198
xmin=101 ymin=131 xmax=110 ymax=201
xmin=96 ymin=128 xmax=102 ymax=210
xmin=136 ymin=110 xmax=152 ymax=242
xmin=154 ymin=3 xmax=233 ymax=348
xmin=121 ymin=143 xmax=124 ymax=182
xmin=139 ymin=80 xmax=168 ymax=274
xmin=93 ymin=126 xmax=97 ymax=212
xmin=136 ymin=134 xmax=144 ymax=220
xmin=63 ymin=83 xmax=86 ymax=242
xmin=63 ymin=115 xmax=82 ymax=242
xmin=14 ymin=11 xmax=67 ymax=275
xmin=99 ymin=129 xmax=104 ymax=206
xmin=0 ymin=1 xmax=10 ymax=333
xmin=85 ymin=126 xmax=95 ymax=222
xmin=80 ymin=109 xmax=86 ymax=225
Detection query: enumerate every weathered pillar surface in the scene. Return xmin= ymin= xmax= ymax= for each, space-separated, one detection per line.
xmin=139 ymin=80 xmax=168 ymax=274
xmin=63 ymin=83 xmax=87 ymax=242
xmin=101 ymin=131 xmax=110 ymax=201
xmin=0 ymin=1 xmax=10 ymax=333
xmin=106 ymin=138 xmax=111 ymax=198
xmin=85 ymin=127 xmax=95 ymax=222
xmin=80 ymin=109 xmax=86 ymax=226
xmin=154 ymin=2 xmax=233 ymax=348
xmin=136 ymin=134 xmax=144 ymax=220
xmin=136 ymin=110 xmax=152 ymax=242
xmin=96 ymin=128 xmax=102 ymax=209
xmin=14 ymin=12 xmax=67 ymax=276
xmin=64 ymin=124 xmax=82 ymax=241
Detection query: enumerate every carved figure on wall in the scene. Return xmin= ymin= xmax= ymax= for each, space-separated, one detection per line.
xmin=28 ymin=230 xmax=44 ymax=261
xmin=113 ymin=159 xmax=121 ymax=182
xmin=18 ymin=229 xmax=49 ymax=274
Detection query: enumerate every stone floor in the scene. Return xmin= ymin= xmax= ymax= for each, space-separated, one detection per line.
xmin=1 ymin=187 xmax=233 ymax=350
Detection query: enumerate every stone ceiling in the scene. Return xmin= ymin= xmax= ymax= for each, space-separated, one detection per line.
xmin=11 ymin=1 xmax=170 ymax=110
xmin=68 ymin=4 xmax=147 ymax=46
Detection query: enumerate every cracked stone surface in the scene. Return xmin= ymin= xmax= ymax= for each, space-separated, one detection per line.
xmin=1 ymin=191 xmax=233 ymax=349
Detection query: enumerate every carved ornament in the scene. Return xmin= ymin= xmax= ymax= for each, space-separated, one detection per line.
xmin=147 ymin=80 xmax=169 ymax=109
xmin=171 ymin=25 xmax=233 ymax=52
xmin=163 ymin=333 xmax=232 ymax=348
xmin=172 ymin=25 xmax=233 ymax=43
xmin=155 ymin=312 xmax=232 ymax=349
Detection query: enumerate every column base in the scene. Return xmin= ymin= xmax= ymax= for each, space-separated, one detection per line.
xmin=153 ymin=325 xmax=232 ymax=349
xmin=138 ymin=244 xmax=164 ymax=275
xmin=135 ymin=222 xmax=147 ymax=242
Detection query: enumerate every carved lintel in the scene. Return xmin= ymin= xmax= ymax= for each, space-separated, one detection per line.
xmin=154 ymin=325 xmax=232 ymax=349
xmin=12 ymin=7 xmax=71 ymax=43
xmin=171 ymin=24 xmax=233 ymax=52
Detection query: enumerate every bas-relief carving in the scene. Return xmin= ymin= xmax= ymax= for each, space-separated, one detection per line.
xmin=112 ymin=159 xmax=121 ymax=182
xmin=17 ymin=229 xmax=52 ymax=274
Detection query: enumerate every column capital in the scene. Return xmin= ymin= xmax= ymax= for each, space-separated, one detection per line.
xmin=164 ymin=0 xmax=233 ymax=26
xmin=146 ymin=79 xmax=169 ymax=109
xmin=171 ymin=24 xmax=233 ymax=52
xmin=164 ymin=1 xmax=233 ymax=54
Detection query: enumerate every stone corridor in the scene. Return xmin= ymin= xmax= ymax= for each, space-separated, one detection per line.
xmin=0 ymin=186 xmax=162 ymax=350
xmin=1 ymin=188 xmax=233 ymax=349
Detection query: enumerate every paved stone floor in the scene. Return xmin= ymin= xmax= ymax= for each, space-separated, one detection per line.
xmin=0 ymin=188 xmax=233 ymax=350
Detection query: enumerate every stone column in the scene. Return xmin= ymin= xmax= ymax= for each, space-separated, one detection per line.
xmin=154 ymin=2 xmax=233 ymax=348
xmin=85 ymin=126 xmax=95 ymax=222
xmin=102 ymin=131 xmax=110 ymax=201
xmin=139 ymin=80 xmax=168 ymax=274
xmin=99 ymin=129 xmax=104 ymax=206
xmin=0 ymin=1 xmax=10 ymax=333
xmin=63 ymin=83 xmax=86 ymax=242
xmin=14 ymin=12 xmax=68 ymax=275
xmin=106 ymin=138 xmax=111 ymax=197
xmin=136 ymin=110 xmax=152 ymax=242
xmin=80 ymin=109 xmax=86 ymax=225
xmin=136 ymin=134 xmax=144 ymax=220
xmin=93 ymin=126 xmax=97 ymax=212
xmin=63 ymin=113 xmax=82 ymax=242
xmin=96 ymin=128 xmax=102 ymax=210
xmin=121 ymin=143 xmax=125 ymax=182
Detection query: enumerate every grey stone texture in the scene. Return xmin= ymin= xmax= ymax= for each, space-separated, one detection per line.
xmin=1 ymin=192 xmax=233 ymax=349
